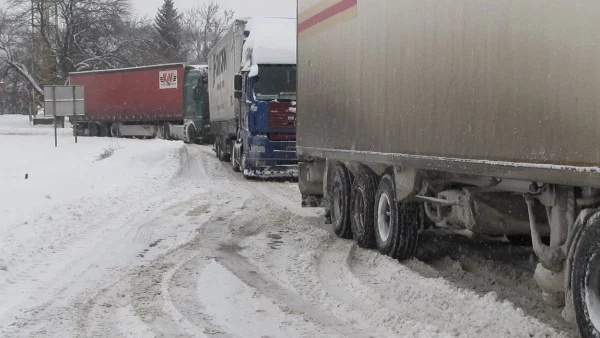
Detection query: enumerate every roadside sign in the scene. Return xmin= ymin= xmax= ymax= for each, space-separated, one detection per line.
xmin=44 ymin=85 xmax=85 ymax=117
xmin=43 ymin=85 xmax=85 ymax=147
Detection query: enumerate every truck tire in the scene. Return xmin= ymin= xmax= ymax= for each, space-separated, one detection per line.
xmin=374 ymin=174 xmax=420 ymax=260
xmin=350 ymin=167 xmax=380 ymax=248
xmin=163 ymin=123 xmax=170 ymax=140
xmin=241 ymin=153 xmax=250 ymax=179
xmin=110 ymin=123 xmax=120 ymax=138
xmin=89 ymin=123 xmax=100 ymax=137
xmin=232 ymin=146 xmax=241 ymax=172
xmin=329 ymin=164 xmax=353 ymax=239
xmin=99 ymin=124 xmax=109 ymax=137
xmin=216 ymin=137 xmax=224 ymax=161
xmin=187 ymin=125 xmax=196 ymax=144
xmin=214 ymin=136 xmax=221 ymax=160
xmin=217 ymin=138 xmax=230 ymax=162
xmin=572 ymin=213 xmax=600 ymax=337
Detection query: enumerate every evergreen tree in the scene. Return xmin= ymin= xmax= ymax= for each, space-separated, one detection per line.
xmin=154 ymin=0 xmax=185 ymax=62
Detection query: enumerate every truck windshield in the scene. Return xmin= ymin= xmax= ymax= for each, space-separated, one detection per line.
xmin=253 ymin=65 xmax=297 ymax=101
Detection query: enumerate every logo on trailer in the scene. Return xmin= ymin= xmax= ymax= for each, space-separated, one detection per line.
xmin=159 ymin=70 xmax=178 ymax=89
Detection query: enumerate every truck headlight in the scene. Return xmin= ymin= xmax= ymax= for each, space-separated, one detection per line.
xmin=252 ymin=145 xmax=266 ymax=153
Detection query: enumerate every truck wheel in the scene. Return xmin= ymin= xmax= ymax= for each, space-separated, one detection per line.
xmin=187 ymin=126 xmax=196 ymax=144
xmin=217 ymin=138 xmax=230 ymax=162
xmin=241 ymin=153 xmax=250 ymax=178
xmin=329 ymin=164 xmax=353 ymax=239
xmin=232 ymin=146 xmax=241 ymax=172
xmin=350 ymin=167 xmax=380 ymax=248
xmin=215 ymin=137 xmax=221 ymax=160
xmin=572 ymin=213 xmax=600 ymax=337
xmin=89 ymin=123 xmax=100 ymax=137
xmin=163 ymin=124 xmax=170 ymax=140
xmin=216 ymin=137 xmax=225 ymax=161
xmin=99 ymin=124 xmax=109 ymax=137
xmin=374 ymin=174 xmax=420 ymax=260
xmin=110 ymin=123 xmax=120 ymax=138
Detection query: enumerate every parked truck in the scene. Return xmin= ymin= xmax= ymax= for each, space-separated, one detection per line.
xmin=68 ymin=63 xmax=211 ymax=143
xmin=208 ymin=18 xmax=297 ymax=178
xmin=298 ymin=0 xmax=600 ymax=335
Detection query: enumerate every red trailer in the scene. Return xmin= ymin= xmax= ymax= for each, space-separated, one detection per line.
xmin=68 ymin=63 xmax=212 ymax=143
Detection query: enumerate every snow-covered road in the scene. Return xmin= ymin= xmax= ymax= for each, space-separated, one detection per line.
xmin=0 ymin=116 xmax=578 ymax=337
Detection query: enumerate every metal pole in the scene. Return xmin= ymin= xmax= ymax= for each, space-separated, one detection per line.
xmin=29 ymin=91 xmax=33 ymax=122
xmin=73 ymin=86 xmax=77 ymax=143
xmin=30 ymin=0 xmax=35 ymax=122
xmin=52 ymin=86 xmax=57 ymax=147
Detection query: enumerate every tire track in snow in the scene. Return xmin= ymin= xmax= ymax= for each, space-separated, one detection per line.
xmin=194 ymin=184 xmax=359 ymax=338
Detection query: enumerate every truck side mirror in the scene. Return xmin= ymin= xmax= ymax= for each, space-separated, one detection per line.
xmin=234 ymin=91 xmax=242 ymax=99
xmin=234 ymin=74 xmax=243 ymax=91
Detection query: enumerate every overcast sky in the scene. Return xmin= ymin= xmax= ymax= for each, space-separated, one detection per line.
xmin=131 ymin=0 xmax=297 ymax=19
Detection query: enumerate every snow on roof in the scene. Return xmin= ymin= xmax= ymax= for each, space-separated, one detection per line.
xmin=188 ymin=64 xmax=208 ymax=70
xmin=69 ymin=63 xmax=186 ymax=76
xmin=241 ymin=17 xmax=297 ymax=71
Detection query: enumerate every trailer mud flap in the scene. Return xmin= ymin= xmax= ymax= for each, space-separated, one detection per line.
xmin=394 ymin=167 xmax=422 ymax=202
xmin=299 ymin=160 xmax=326 ymax=207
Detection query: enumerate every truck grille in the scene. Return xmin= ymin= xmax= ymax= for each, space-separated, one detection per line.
xmin=269 ymin=102 xmax=296 ymax=129
xmin=268 ymin=133 xmax=296 ymax=141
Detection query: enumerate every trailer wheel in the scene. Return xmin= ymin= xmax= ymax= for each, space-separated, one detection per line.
xmin=99 ymin=124 xmax=109 ymax=137
xmin=110 ymin=123 xmax=120 ymax=138
xmin=187 ymin=125 xmax=196 ymax=144
xmin=241 ymin=152 xmax=250 ymax=178
xmin=162 ymin=124 xmax=171 ymax=140
xmin=214 ymin=136 xmax=221 ymax=160
xmin=572 ymin=213 xmax=600 ymax=337
xmin=217 ymin=137 xmax=230 ymax=162
xmin=232 ymin=145 xmax=241 ymax=172
xmin=374 ymin=174 xmax=420 ymax=260
xmin=350 ymin=167 xmax=380 ymax=248
xmin=329 ymin=164 xmax=353 ymax=239
xmin=89 ymin=123 xmax=100 ymax=137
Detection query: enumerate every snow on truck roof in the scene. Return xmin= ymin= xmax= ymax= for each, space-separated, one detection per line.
xmin=69 ymin=63 xmax=187 ymax=76
xmin=242 ymin=17 xmax=297 ymax=71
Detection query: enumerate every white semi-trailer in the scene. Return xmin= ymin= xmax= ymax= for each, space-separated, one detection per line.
xmin=297 ymin=0 xmax=600 ymax=335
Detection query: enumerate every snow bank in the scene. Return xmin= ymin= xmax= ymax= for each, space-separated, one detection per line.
xmin=241 ymin=17 xmax=297 ymax=71
xmin=0 ymin=114 xmax=71 ymax=136
xmin=0 ymin=116 xmax=186 ymax=319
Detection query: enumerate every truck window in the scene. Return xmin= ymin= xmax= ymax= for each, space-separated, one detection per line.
xmin=253 ymin=65 xmax=297 ymax=101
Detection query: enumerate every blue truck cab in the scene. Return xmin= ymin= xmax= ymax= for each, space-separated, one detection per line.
xmin=231 ymin=64 xmax=297 ymax=178
xmin=210 ymin=17 xmax=298 ymax=179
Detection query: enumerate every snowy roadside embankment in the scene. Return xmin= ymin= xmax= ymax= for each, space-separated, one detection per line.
xmin=0 ymin=115 xmax=72 ymax=136
xmin=0 ymin=115 xmax=186 ymax=322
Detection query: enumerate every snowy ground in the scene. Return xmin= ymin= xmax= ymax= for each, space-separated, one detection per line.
xmin=0 ymin=115 xmax=577 ymax=337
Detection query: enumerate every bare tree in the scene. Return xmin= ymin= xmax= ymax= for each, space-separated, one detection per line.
xmin=3 ymin=0 xmax=162 ymax=95
xmin=0 ymin=10 xmax=42 ymax=96
xmin=182 ymin=0 xmax=234 ymax=63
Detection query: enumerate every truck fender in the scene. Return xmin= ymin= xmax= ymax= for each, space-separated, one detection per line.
xmin=393 ymin=167 xmax=422 ymax=202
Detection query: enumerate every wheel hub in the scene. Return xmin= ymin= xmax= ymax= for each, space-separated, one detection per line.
xmin=378 ymin=194 xmax=391 ymax=242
